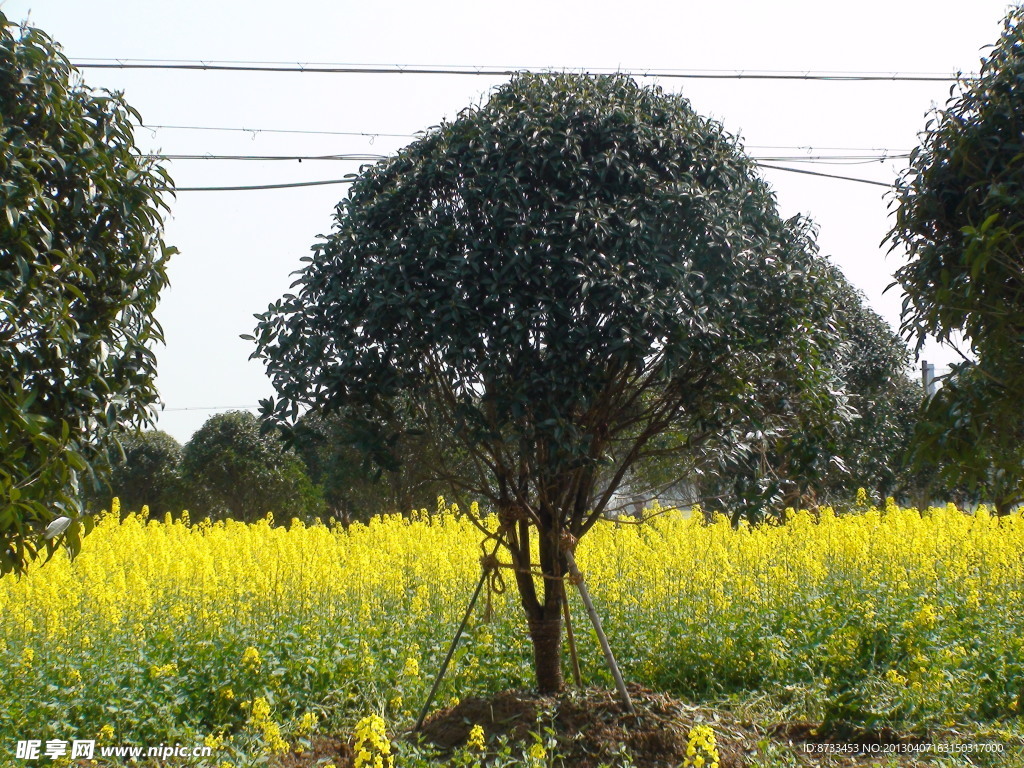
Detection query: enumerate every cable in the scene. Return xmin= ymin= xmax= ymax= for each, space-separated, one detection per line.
xmin=168 ymin=163 xmax=891 ymax=192
xmin=74 ymin=58 xmax=965 ymax=81
xmin=172 ymin=178 xmax=356 ymax=192
xmin=162 ymin=405 xmax=260 ymax=412
xmin=756 ymin=163 xmax=892 ymax=188
xmin=149 ymin=151 xmax=903 ymax=164
xmin=140 ymin=126 xmax=915 ymax=159
xmin=141 ymin=123 xmax=418 ymax=139
xmin=147 ymin=153 xmax=388 ymax=161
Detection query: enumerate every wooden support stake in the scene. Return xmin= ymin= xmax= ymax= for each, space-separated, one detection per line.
xmin=564 ymin=549 xmax=634 ymax=713
xmin=414 ymin=565 xmax=489 ymax=731
xmin=560 ymin=579 xmax=583 ymax=687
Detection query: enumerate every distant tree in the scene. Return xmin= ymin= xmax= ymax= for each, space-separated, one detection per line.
xmin=889 ymin=7 xmax=1024 ymax=497
xmin=292 ymin=409 xmax=455 ymax=523
xmin=912 ymin=364 xmax=1024 ymax=515
xmin=251 ymin=74 xmax=839 ymax=692
xmin=181 ymin=411 xmax=323 ymax=522
xmin=0 ymin=13 xmax=174 ymax=575
xmin=89 ymin=431 xmax=184 ymax=517
xmin=683 ymin=266 xmax=922 ymax=517
xmin=822 ymin=273 xmax=922 ymax=501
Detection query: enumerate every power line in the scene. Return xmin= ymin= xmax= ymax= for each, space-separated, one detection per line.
xmin=756 ymin=163 xmax=892 ymax=187
xmin=140 ymin=125 xmax=914 ymax=158
xmin=75 ymin=58 xmax=965 ymax=82
xmin=141 ymin=123 xmax=418 ymax=139
xmin=147 ymin=153 xmax=388 ymax=162
xmin=168 ymin=163 xmax=892 ymax=193
xmin=150 ymin=151 xmax=904 ymax=164
xmin=173 ymin=178 xmax=356 ymax=192
xmin=162 ymin=405 xmax=260 ymax=412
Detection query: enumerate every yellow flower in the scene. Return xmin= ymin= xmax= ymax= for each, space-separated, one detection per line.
xmin=683 ymin=725 xmax=719 ymax=768
xmin=204 ymin=732 xmax=225 ymax=750
xmin=885 ymin=669 xmax=907 ymax=686
xmin=149 ymin=662 xmax=178 ymax=679
xmin=467 ymin=724 xmax=486 ymax=751
xmin=98 ymin=724 xmax=115 ymax=742
xmin=241 ymin=645 xmax=262 ymax=671
xmin=353 ymin=714 xmax=392 ymax=768
xmin=296 ymin=711 xmax=318 ymax=737
xmin=402 ymin=656 xmax=419 ymax=677
xmin=528 ymin=743 xmax=547 ymax=761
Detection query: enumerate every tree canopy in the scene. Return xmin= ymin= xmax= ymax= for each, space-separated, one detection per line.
xmin=181 ymin=411 xmax=323 ymax=523
xmin=88 ymin=430 xmax=184 ymax=518
xmin=693 ymin=265 xmax=921 ymax=516
xmin=291 ymin=408 xmax=455 ymax=524
xmin=890 ymin=7 xmax=1024 ymax=377
xmin=889 ymin=7 xmax=1024 ymax=510
xmin=251 ymin=73 xmax=838 ymax=692
xmin=912 ymin=363 xmax=1024 ymax=515
xmin=0 ymin=13 xmax=174 ymax=575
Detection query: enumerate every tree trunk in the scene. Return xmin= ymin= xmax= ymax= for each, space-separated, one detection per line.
xmin=528 ymin=618 xmax=563 ymax=693
xmin=505 ymin=514 xmax=565 ymax=694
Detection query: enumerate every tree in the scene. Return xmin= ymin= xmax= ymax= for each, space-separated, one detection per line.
xmin=806 ymin=270 xmax=923 ymax=503
xmin=291 ymin=409 xmax=456 ymax=523
xmin=675 ymin=265 xmax=924 ymax=518
xmin=912 ymin=363 xmax=1024 ymax=515
xmin=889 ymin=7 xmax=1024 ymax=483
xmin=251 ymin=74 xmax=837 ymax=692
xmin=0 ymin=13 xmax=174 ymax=575
xmin=89 ymin=430 xmax=185 ymax=517
xmin=181 ymin=411 xmax=324 ymax=522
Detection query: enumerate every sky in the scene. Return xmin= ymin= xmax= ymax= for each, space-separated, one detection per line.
xmin=3 ymin=0 xmax=1017 ymax=444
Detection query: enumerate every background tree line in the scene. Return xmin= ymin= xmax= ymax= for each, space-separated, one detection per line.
xmin=87 ymin=409 xmax=453 ymax=523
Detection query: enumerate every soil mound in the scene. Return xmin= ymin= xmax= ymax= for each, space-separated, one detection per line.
xmin=417 ymin=683 xmax=756 ymax=767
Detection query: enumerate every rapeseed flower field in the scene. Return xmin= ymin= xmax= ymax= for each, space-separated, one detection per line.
xmin=1 ymin=497 xmax=1022 ymax=765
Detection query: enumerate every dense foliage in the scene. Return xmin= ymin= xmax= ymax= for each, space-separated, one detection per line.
xmin=291 ymin=409 xmax=455 ymax=524
xmin=0 ymin=13 xmax=174 ymax=574
xmin=913 ymin=363 xmax=1024 ymax=514
xmin=180 ymin=411 xmax=324 ymax=522
xmin=890 ymin=6 xmax=1024 ymax=508
xmin=891 ymin=7 xmax=1024 ymax=383
xmin=1 ymin=500 xmax=1021 ymax=764
xmin=251 ymin=73 xmax=839 ymax=691
xmin=88 ymin=430 xmax=185 ymax=517
xmin=693 ymin=267 xmax=923 ymax=517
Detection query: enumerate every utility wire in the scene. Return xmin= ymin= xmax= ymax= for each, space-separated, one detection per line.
xmin=756 ymin=163 xmax=893 ymax=187
xmin=147 ymin=153 xmax=388 ymax=161
xmin=74 ymin=58 xmax=965 ymax=81
xmin=150 ymin=151 xmax=904 ymax=164
xmin=162 ymin=405 xmax=260 ymax=412
xmin=140 ymin=125 xmax=914 ymax=157
xmin=169 ymin=163 xmax=893 ymax=192
xmin=142 ymin=123 xmax=419 ymax=139
xmin=173 ymin=178 xmax=356 ymax=192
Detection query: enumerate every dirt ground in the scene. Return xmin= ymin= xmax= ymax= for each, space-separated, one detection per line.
xmin=271 ymin=684 xmax=978 ymax=767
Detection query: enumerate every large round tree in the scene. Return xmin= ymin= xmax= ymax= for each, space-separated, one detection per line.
xmin=889 ymin=8 xmax=1024 ymax=510
xmin=181 ymin=411 xmax=324 ymax=523
xmin=252 ymin=74 xmax=837 ymax=692
xmin=1 ymin=13 xmax=174 ymax=575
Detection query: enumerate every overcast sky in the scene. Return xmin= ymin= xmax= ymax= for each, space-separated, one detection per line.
xmin=3 ymin=0 xmax=1016 ymax=443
